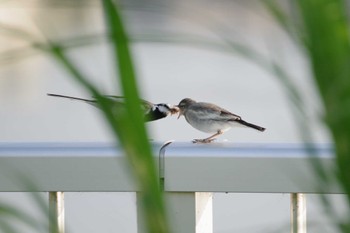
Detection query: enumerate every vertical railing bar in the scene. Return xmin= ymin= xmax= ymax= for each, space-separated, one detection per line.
xmin=290 ymin=193 xmax=307 ymax=233
xmin=49 ymin=191 xmax=65 ymax=233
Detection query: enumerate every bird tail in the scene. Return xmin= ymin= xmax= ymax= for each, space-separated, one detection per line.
xmin=47 ymin=93 xmax=96 ymax=105
xmin=236 ymin=119 xmax=266 ymax=132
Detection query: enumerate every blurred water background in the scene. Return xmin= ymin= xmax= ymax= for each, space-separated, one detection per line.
xmin=0 ymin=1 xmax=346 ymax=232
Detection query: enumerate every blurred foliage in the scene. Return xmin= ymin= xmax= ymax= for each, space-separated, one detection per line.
xmin=101 ymin=1 xmax=169 ymax=232
xmin=1 ymin=0 xmax=350 ymax=232
xmin=0 ymin=1 xmax=170 ymax=233
xmin=0 ymin=192 xmax=61 ymax=233
xmin=264 ymin=0 xmax=350 ymax=231
xmin=46 ymin=1 xmax=170 ymax=232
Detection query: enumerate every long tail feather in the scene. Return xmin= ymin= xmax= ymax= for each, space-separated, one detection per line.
xmin=47 ymin=93 xmax=96 ymax=105
xmin=237 ymin=119 xmax=266 ymax=132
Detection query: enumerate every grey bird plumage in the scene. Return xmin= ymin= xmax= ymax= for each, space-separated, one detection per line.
xmin=47 ymin=93 xmax=179 ymax=122
xmin=177 ymin=98 xmax=266 ymax=143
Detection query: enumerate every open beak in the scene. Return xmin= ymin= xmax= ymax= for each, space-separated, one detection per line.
xmin=177 ymin=109 xmax=183 ymax=119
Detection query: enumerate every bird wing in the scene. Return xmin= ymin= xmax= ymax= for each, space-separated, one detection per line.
xmin=104 ymin=95 xmax=154 ymax=112
xmin=190 ymin=102 xmax=241 ymax=121
xmin=104 ymin=95 xmax=125 ymax=102
xmin=49 ymin=94 xmax=159 ymax=121
xmin=219 ymin=109 xmax=241 ymax=120
xmin=140 ymin=99 xmax=154 ymax=112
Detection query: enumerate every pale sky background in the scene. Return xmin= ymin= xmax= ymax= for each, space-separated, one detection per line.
xmin=0 ymin=1 xmax=345 ymax=233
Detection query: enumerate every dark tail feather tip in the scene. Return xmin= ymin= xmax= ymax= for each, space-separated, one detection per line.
xmin=238 ymin=120 xmax=266 ymax=132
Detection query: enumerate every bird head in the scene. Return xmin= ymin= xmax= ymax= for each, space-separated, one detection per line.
xmin=176 ymin=98 xmax=196 ymax=119
xmin=154 ymin=104 xmax=179 ymax=116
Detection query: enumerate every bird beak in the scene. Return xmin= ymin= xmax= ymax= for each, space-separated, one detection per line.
xmin=170 ymin=106 xmax=180 ymax=115
xmin=177 ymin=109 xmax=183 ymax=119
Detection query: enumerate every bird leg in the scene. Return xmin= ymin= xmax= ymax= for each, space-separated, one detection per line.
xmin=192 ymin=130 xmax=223 ymax=144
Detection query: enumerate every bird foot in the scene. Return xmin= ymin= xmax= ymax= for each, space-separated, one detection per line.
xmin=192 ymin=138 xmax=216 ymax=144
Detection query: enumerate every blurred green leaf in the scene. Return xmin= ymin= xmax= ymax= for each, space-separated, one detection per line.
xmin=265 ymin=0 xmax=350 ymax=231
xmin=296 ymin=3 xmax=350 ymax=230
xmin=102 ymin=1 xmax=169 ymax=232
xmin=0 ymin=202 xmax=43 ymax=232
xmin=16 ymin=1 xmax=171 ymax=232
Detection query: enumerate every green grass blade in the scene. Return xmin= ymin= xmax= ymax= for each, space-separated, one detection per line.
xmin=296 ymin=1 xmax=350 ymax=224
xmin=265 ymin=0 xmax=350 ymax=230
xmin=102 ymin=1 xmax=170 ymax=232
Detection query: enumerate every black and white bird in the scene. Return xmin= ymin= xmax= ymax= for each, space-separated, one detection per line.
xmin=177 ymin=98 xmax=266 ymax=143
xmin=47 ymin=93 xmax=179 ymax=122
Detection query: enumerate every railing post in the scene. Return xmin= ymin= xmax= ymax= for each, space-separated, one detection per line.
xmin=166 ymin=192 xmax=212 ymax=233
xmin=136 ymin=192 xmax=213 ymax=233
xmin=195 ymin=192 xmax=213 ymax=233
xmin=49 ymin=191 xmax=65 ymax=233
xmin=290 ymin=193 xmax=306 ymax=233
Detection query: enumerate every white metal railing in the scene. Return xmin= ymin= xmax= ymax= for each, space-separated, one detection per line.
xmin=0 ymin=142 xmax=339 ymax=233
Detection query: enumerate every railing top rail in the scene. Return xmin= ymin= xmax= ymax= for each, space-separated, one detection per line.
xmin=0 ymin=142 xmax=340 ymax=193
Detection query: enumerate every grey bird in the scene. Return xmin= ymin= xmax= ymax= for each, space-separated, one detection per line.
xmin=177 ymin=98 xmax=266 ymax=143
xmin=47 ymin=93 xmax=179 ymax=122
